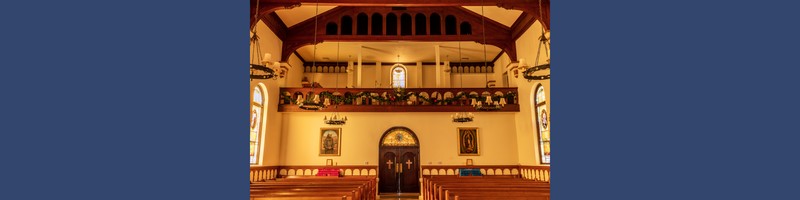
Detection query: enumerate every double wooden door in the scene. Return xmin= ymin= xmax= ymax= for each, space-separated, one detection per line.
xmin=378 ymin=146 xmax=420 ymax=193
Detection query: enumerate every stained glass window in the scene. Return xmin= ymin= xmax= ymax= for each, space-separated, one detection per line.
xmin=250 ymin=87 xmax=264 ymax=165
xmin=534 ymin=85 xmax=550 ymax=164
xmin=392 ymin=65 xmax=406 ymax=88
xmin=381 ymin=129 xmax=417 ymax=146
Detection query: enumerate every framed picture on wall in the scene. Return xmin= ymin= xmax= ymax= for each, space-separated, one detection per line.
xmin=320 ymin=128 xmax=342 ymax=156
xmin=457 ymin=127 xmax=480 ymax=156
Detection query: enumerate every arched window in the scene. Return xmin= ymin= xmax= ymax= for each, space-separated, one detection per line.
xmin=415 ymin=13 xmax=426 ymax=35
xmin=445 ymin=15 xmax=457 ymax=35
xmin=400 ymin=13 xmax=412 ymax=36
xmin=534 ymin=85 xmax=550 ymax=164
xmin=386 ymin=13 xmax=398 ymax=35
xmin=391 ymin=65 xmax=406 ymax=88
xmin=250 ymin=86 xmax=266 ymax=165
xmin=357 ymin=13 xmax=368 ymax=35
xmin=429 ymin=13 xmax=441 ymax=35
xmin=325 ymin=22 xmax=338 ymax=35
xmin=460 ymin=22 xmax=472 ymax=35
xmin=341 ymin=16 xmax=353 ymax=35
xmin=371 ymin=13 xmax=383 ymax=35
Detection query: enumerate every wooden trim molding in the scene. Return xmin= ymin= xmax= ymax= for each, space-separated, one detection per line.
xmin=250 ymin=165 xmax=280 ymax=182
xmin=420 ymin=165 xmax=550 ymax=182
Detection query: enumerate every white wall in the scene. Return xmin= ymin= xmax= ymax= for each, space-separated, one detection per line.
xmin=513 ymin=21 xmax=551 ymax=166
xmin=250 ymin=20 xmax=285 ymax=166
xmin=279 ymin=112 xmax=519 ymax=166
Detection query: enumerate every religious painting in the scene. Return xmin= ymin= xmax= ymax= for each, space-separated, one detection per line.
xmin=457 ymin=127 xmax=480 ymax=156
xmin=319 ymin=128 xmax=342 ymax=156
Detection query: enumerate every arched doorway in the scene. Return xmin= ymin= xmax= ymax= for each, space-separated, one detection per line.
xmin=378 ymin=127 xmax=420 ymax=194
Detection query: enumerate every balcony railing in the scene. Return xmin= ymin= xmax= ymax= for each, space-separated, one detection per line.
xmin=278 ymin=87 xmax=520 ymax=112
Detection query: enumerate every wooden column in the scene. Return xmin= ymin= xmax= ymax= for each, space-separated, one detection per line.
xmin=375 ymin=61 xmax=382 ymax=88
xmin=357 ymin=45 xmax=362 ymax=87
xmin=347 ymin=61 xmax=354 ymax=88
xmin=416 ymin=61 xmax=422 ymax=88
xmin=435 ymin=45 xmax=441 ymax=88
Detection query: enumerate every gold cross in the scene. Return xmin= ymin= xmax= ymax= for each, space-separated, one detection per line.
xmin=405 ymin=159 xmax=413 ymax=169
xmin=386 ymin=159 xmax=393 ymax=169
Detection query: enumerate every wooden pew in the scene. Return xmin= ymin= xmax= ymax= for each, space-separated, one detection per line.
xmin=250 ymin=176 xmax=377 ymax=200
xmin=422 ymin=176 xmax=549 ymax=200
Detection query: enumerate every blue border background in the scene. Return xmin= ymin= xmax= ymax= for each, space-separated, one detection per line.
xmin=553 ymin=0 xmax=800 ymax=199
xmin=1 ymin=0 xmax=247 ymax=199
xmin=1 ymin=0 xmax=799 ymax=199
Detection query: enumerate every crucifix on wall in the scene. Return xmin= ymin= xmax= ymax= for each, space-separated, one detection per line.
xmin=406 ymin=159 xmax=413 ymax=169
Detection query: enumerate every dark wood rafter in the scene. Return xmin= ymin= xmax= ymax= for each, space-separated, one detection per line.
xmin=510 ymin=12 xmax=536 ymax=41
xmin=258 ymin=12 xmax=289 ymax=41
xmin=250 ymin=0 xmax=301 ymax=29
xmin=256 ymin=0 xmax=542 ymax=7
xmin=292 ymin=51 xmax=307 ymax=62
xmin=280 ymin=6 xmax=515 ymax=61
xmin=491 ymin=51 xmax=504 ymax=63
xmin=251 ymin=0 xmax=548 ymax=62
xmin=496 ymin=0 xmax=550 ymax=31
xmin=254 ymin=0 xmax=549 ymax=30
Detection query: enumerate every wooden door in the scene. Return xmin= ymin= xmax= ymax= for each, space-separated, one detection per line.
xmin=378 ymin=147 xmax=419 ymax=193
xmin=378 ymin=127 xmax=420 ymax=194
xmin=399 ymin=150 xmax=419 ymax=192
xmin=379 ymin=150 xmax=398 ymax=193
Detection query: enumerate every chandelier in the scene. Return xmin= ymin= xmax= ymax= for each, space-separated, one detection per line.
xmin=452 ymin=39 xmax=472 ymax=123
xmin=322 ymin=8 xmax=348 ymax=124
xmin=250 ymin=0 xmax=281 ymax=81
xmin=471 ymin=3 xmax=505 ymax=112
xmin=297 ymin=93 xmax=324 ymax=110
xmin=298 ymin=1 xmax=326 ymax=111
xmin=472 ymin=96 xmax=507 ymax=111
xmin=523 ymin=0 xmax=551 ymax=81
xmin=452 ymin=112 xmax=474 ymax=123
xmin=324 ymin=112 xmax=348 ymax=125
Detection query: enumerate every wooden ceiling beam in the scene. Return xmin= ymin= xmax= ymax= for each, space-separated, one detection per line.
xmin=251 ymin=0 xmax=549 ymax=30
xmin=280 ymin=6 xmax=518 ymax=61
xmin=256 ymin=0 xmax=539 ymax=7
xmin=496 ymin=0 xmax=549 ymax=30
xmin=258 ymin=12 xmax=289 ymax=41
xmin=510 ymin=12 xmax=536 ymax=41
xmin=250 ymin=1 xmax=301 ymax=28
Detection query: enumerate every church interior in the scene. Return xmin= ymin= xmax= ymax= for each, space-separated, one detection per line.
xmin=250 ymin=0 xmax=550 ymax=199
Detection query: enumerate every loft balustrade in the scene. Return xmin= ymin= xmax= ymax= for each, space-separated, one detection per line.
xmin=278 ymin=87 xmax=520 ymax=112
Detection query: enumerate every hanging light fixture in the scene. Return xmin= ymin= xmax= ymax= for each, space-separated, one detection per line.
xmin=250 ymin=0 xmax=281 ymax=81
xmin=324 ymin=37 xmax=347 ymax=125
xmin=522 ymin=0 xmax=551 ymax=81
xmin=472 ymin=2 xmax=506 ymax=111
xmin=298 ymin=1 xmax=325 ymax=111
xmin=452 ymin=41 xmax=474 ymax=123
